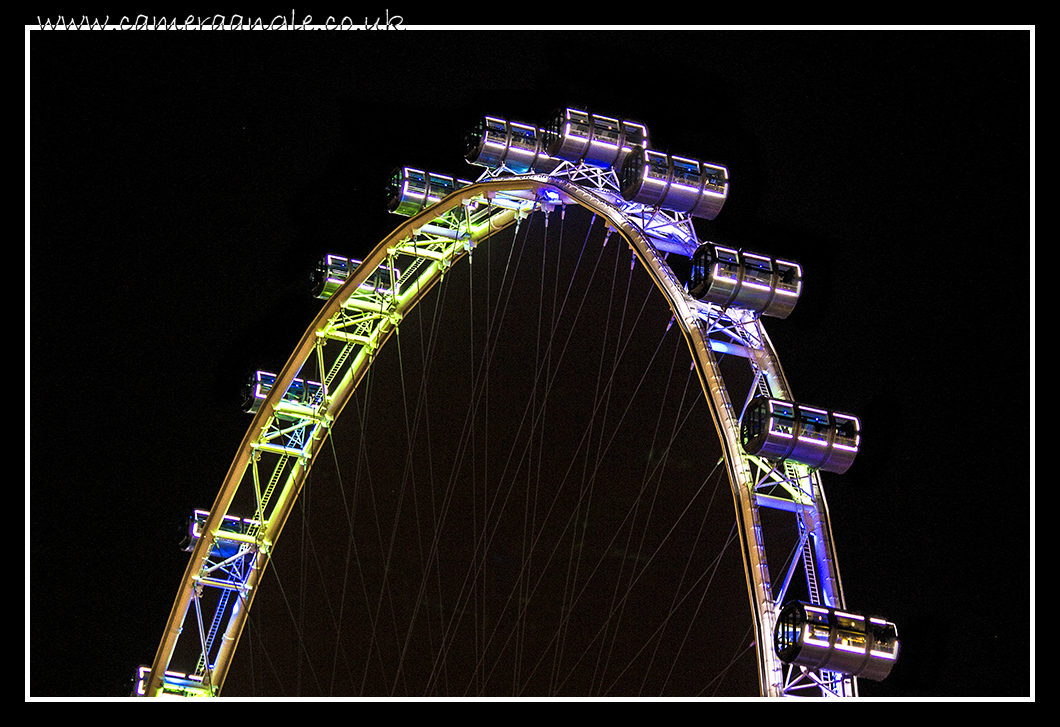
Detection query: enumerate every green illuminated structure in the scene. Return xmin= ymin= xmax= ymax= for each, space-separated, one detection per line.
xmin=141 ymin=109 xmax=886 ymax=698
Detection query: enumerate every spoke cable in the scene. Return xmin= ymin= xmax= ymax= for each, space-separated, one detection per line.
xmin=267 ymin=205 xmax=750 ymax=697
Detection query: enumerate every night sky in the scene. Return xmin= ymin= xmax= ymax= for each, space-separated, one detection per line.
xmin=27 ymin=28 xmax=1032 ymax=699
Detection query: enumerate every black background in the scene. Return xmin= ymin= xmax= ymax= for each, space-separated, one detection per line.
xmin=28 ymin=26 xmax=1031 ymax=699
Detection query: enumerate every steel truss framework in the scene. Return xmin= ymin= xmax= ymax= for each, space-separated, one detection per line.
xmin=142 ymin=162 xmax=855 ymax=698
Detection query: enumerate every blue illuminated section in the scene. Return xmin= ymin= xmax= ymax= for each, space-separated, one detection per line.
xmin=741 ymin=397 xmax=860 ymax=474
xmin=540 ymin=188 xmax=562 ymax=205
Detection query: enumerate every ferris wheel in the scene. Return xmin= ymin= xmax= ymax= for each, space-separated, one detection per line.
xmin=137 ymin=108 xmax=899 ymax=698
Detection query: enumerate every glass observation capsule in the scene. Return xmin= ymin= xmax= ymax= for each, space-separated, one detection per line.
xmin=133 ymin=666 xmax=209 ymax=698
xmin=311 ymin=254 xmax=400 ymax=301
xmin=774 ymin=601 xmax=900 ymax=681
xmin=741 ymin=397 xmax=860 ymax=474
xmin=689 ymin=242 xmax=803 ymax=318
xmin=387 ymin=166 xmax=473 ymax=217
xmin=182 ymin=509 xmax=261 ymax=560
xmin=310 ymin=253 xmax=352 ymax=300
xmin=465 ymin=115 xmax=561 ymax=174
xmin=619 ymin=146 xmax=729 ymax=220
xmin=242 ymin=370 xmax=324 ymax=417
xmin=541 ymin=107 xmax=649 ymax=170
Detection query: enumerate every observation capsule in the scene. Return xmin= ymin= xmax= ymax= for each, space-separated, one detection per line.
xmin=689 ymin=243 xmax=803 ymax=318
xmin=619 ymin=146 xmax=728 ymax=220
xmin=133 ymin=665 xmax=209 ymax=698
xmin=310 ymin=253 xmax=351 ymax=299
xmin=311 ymin=254 xmax=400 ymax=301
xmin=541 ymin=107 xmax=649 ymax=170
xmin=182 ymin=509 xmax=261 ymax=559
xmin=243 ymin=370 xmax=324 ymax=417
xmin=775 ymin=601 xmax=899 ymax=681
xmin=741 ymin=397 xmax=860 ymax=474
xmin=387 ymin=166 xmax=473 ymax=217
xmin=465 ymin=116 xmax=561 ymax=174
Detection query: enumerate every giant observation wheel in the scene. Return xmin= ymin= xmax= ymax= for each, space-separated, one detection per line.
xmin=139 ymin=108 xmax=899 ymax=698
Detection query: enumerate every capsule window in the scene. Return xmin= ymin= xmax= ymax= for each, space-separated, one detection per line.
xmin=403 ymin=168 xmax=427 ymax=198
xmin=776 ymin=616 xmax=800 ymax=655
xmin=388 ymin=168 xmax=404 ymax=193
xmin=832 ymin=413 xmax=860 ymax=450
xmin=690 ymin=256 xmax=708 ymax=289
xmin=769 ymin=401 xmax=796 ymax=437
xmin=807 ymin=623 xmax=831 ymax=644
xmin=804 ymin=605 xmax=831 ymax=624
xmin=618 ymin=149 xmax=641 ymax=191
xmin=566 ymin=109 xmax=591 ymax=139
xmin=835 ymin=612 xmax=864 ymax=629
xmin=873 ymin=640 xmax=899 ymax=657
xmin=671 ymin=156 xmax=701 ymax=189
xmin=837 ymin=631 xmax=868 ymax=652
xmin=714 ymin=246 xmax=741 ymax=281
xmin=742 ymin=253 xmax=775 ymax=289
xmin=285 ymin=377 xmax=321 ymax=405
xmin=509 ymin=122 xmax=536 ymax=149
xmin=775 ymin=260 xmax=802 ymax=296
xmin=870 ymin=621 xmax=900 ymax=656
xmin=508 ymin=123 xmax=539 ymax=167
xmin=484 ymin=117 xmax=507 ymax=144
xmin=645 ymin=150 xmax=670 ymax=182
xmin=743 ymin=398 xmax=768 ymax=441
xmin=322 ymin=254 xmax=349 ymax=279
xmin=542 ymin=113 xmax=563 ymax=151
xmin=701 ymin=163 xmax=728 ymax=193
xmin=463 ymin=120 xmax=481 ymax=157
xmin=592 ymin=115 xmax=621 ymax=146
xmin=798 ymin=407 xmax=831 ymax=444
xmin=244 ymin=371 xmax=319 ymax=414
xmin=426 ymin=172 xmax=456 ymax=205
xmin=621 ymin=121 xmax=648 ymax=151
